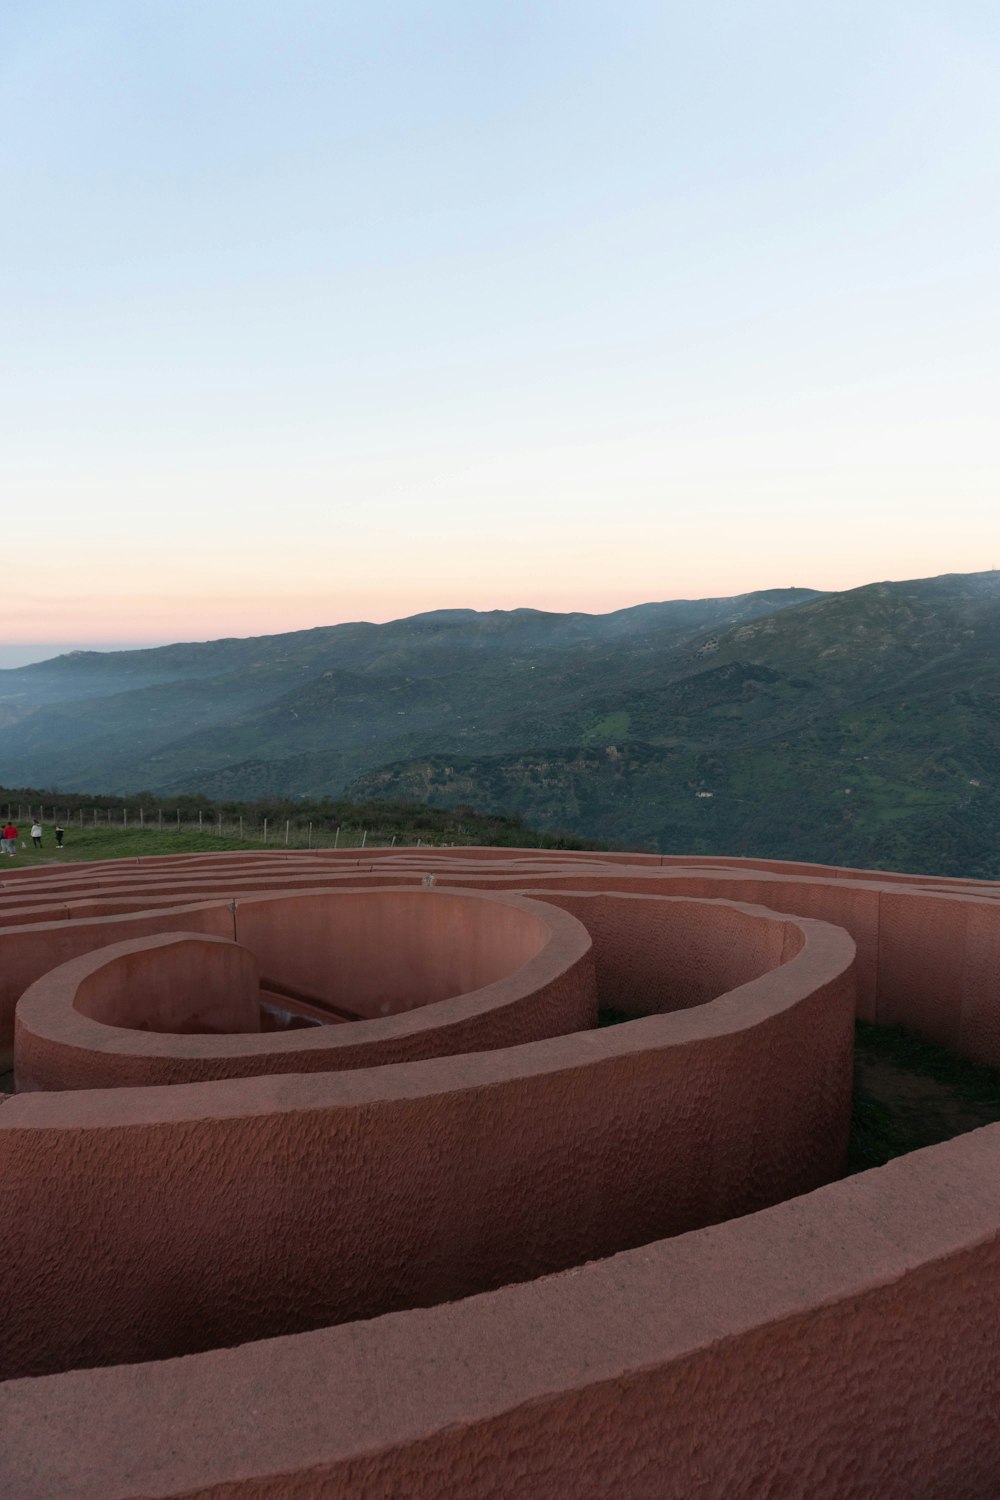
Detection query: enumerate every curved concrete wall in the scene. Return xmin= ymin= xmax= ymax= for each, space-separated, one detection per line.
xmin=2 ymin=847 xmax=1000 ymax=1497
xmin=532 ymin=889 xmax=800 ymax=1015
xmin=14 ymin=889 xmax=598 ymax=1090
xmin=233 ymin=883 xmax=553 ymax=1015
xmin=1 ymin=896 xmax=852 ymax=1378
xmin=6 ymin=1129 xmax=999 ymax=1500
xmin=75 ymin=933 xmax=261 ymax=1034
xmin=4 ymin=850 xmax=1000 ymax=1064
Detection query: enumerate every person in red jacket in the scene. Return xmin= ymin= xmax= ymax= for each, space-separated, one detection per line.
xmin=2 ymin=822 xmax=18 ymax=857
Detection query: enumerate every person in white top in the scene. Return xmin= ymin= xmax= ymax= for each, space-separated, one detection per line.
xmin=30 ymin=821 xmax=43 ymax=849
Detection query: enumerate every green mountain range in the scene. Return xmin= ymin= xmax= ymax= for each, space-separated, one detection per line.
xmin=2 ymin=571 xmax=999 ymax=876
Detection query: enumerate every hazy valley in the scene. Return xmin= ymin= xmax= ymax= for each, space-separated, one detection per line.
xmin=3 ymin=571 xmax=999 ymax=877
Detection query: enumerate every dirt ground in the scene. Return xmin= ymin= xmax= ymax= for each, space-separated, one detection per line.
xmin=854 ymin=1045 xmax=1000 ymax=1152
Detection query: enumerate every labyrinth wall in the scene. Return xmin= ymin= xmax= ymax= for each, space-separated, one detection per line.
xmin=2 ymin=847 xmax=1000 ymax=1498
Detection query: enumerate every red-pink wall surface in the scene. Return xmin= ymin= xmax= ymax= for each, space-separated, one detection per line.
xmin=14 ymin=889 xmax=598 ymax=1089
xmin=5 ymin=1127 xmax=999 ymax=1500
xmin=2 ymin=847 xmax=1000 ymax=1498
xmin=2 ymin=896 xmax=852 ymax=1377
xmin=75 ymin=933 xmax=260 ymax=1034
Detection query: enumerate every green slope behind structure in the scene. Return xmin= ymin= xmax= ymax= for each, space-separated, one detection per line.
xmin=3 ymin=573 xmax=999 ymax=876
xmin=0 ymin=590 xmax=817 ymax=791
xmin=344 ymin=573 xmax=1000 ymax=877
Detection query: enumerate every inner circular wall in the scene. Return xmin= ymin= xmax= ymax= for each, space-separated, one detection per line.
xmin=233 ymin=886 xmax=551 ymax=1018
xmin=13 ymin=889 xmax=598 ymax=1091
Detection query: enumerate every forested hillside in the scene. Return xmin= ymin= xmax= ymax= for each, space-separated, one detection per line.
xmin=3 ymin=572 xmax=998 ymax=875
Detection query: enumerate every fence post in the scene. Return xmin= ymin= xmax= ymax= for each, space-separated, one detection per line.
xmin=334 ymin=826 xmax=340 ymax=849
xmin=159 ymin=809 xmax=163 ymax=831
xmin=361 ymin=829 xmax=367 ymax=849
xmin=391 ymin=834 xmax=396 ymax=846
xmin=219 ymin=811 xmax=223 ymax=836
xmin=263 ymin=818 xmax=268 ymax=844
xmin=176 ymin=809 xmax=180 ymax=829
xmin=308 ymin=822 xmax=312 ymax=849
xmin=285 ymin=819 xmax=290 ymax=847
xmin=239 ymin=815 xmax=244 ymax=839
xmin=140 ymin=807 xmax=144 ymax=829
xmin=199 ymin=810 xmax=203 ymax=831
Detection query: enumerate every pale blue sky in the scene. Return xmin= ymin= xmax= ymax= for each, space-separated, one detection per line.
xmin=2 ymin=1 xmax=998 ymax=652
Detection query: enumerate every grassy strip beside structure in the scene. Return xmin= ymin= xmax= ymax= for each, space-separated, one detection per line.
xmin=0 ymin=786 xmax=600 ymax=862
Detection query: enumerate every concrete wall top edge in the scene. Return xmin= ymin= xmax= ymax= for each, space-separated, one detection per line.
xmin=13 ymin=890 xmax=592 ymax=1070
xmin=6 ymin=842 xmax=1000 ymax=1500
xmin=7 ymin=899 xmax=852 ymax=1125
xmin=4 ymin=1123 xmax=999 ymax=1500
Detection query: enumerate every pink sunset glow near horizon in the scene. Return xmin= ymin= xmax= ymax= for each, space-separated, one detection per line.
xmin=4 ymin=551 xmax=998 ymax=663
xmin=3 ymin=4 xmax=999 ymax=666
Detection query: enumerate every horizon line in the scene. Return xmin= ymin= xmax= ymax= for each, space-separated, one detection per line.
xmin=3 ymin=566 xmax=999 ymax=668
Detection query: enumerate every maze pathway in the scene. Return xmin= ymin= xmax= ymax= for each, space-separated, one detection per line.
xmin=2 ymin=847 xmax=999 ymax=1497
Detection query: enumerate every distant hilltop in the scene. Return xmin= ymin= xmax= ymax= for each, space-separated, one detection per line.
xmin=2 ymin=570 xmax=999 ymax=878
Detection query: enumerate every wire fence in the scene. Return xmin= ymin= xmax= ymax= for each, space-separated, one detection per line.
xmin=0 ymin=803 xmax=463 ymax=850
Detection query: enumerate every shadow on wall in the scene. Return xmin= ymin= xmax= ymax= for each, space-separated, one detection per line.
xmin=1 ymin=848 xmax=1000 ymax=1499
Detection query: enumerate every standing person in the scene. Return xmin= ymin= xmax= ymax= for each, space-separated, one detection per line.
xmin=2 ymin=820 xmax=17 ymax=857
xmin=30 ymin=820 xmax=43 ymax=849
xmin=55 ymin=823 xmax=65 ymax=849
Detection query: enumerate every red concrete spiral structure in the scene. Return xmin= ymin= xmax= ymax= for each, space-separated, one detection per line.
xmin=13 ymin=888 xmax=599 ymax=1088
xmin=1 ymin=847 xmax=1000 ymax=1497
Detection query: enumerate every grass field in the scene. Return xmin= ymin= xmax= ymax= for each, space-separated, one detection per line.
xmin=0 ymin=822 xmax=415 ymax=866
xmin=848 ymin=1019 xmax=1000 ymax=1171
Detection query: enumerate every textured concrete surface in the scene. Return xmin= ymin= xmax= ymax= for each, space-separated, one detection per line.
xmin=1 ymin=847 xmax=1000 ymax=1496
xmin=13 ymin=889 xmax=597 ymax=1089
xmin=5 ymin=1128 xmax=1000 ymax=1499
xmin=1 ymin=894 xmax=851 ymax=1377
